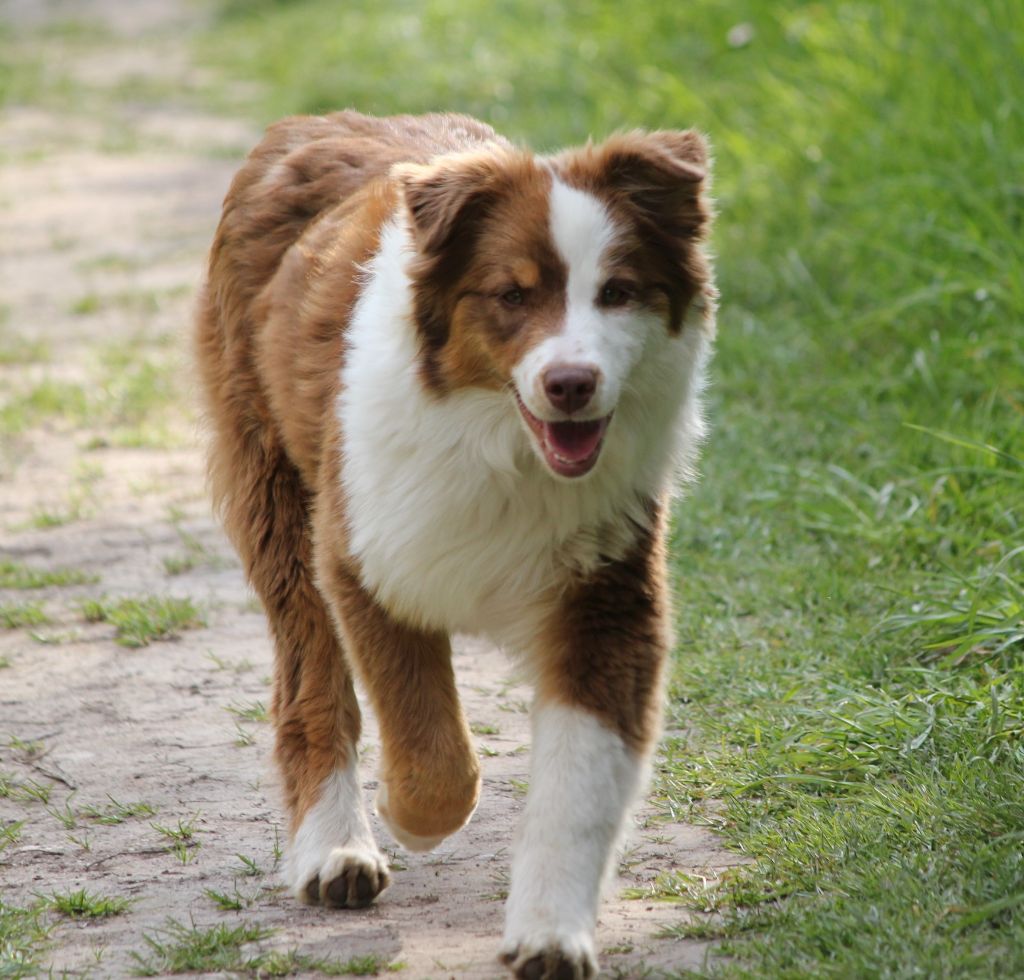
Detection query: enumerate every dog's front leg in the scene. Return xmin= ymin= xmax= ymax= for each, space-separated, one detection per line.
xmin=316 ymin=552 xmax=482 ymax=853
xmin=500 ymin=518 xmax=670 ymax=980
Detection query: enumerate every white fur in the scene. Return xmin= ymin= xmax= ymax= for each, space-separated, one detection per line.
xmin=337 ymin=197 xmax=712 ymax=653
xmin=287 ymin=759 xmax=388 ymax=902
xmin=512 ymin=177 xmax=641 ymax=421
xmin=500 ymin=702 xmax=640 ymax=976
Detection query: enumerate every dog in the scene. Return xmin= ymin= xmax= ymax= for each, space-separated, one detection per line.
xmin=196 ymin=110 xmax=715 ymax=979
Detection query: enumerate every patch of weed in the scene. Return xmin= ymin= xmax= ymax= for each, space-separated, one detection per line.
xmin=130 ymin=919 xmax=272 ymax=975
xmin=226 ymin=700 xmax=268 ymax=723
xmin=81 ymin=795 xmax=156 ymax=825
xmin=80 ymin=595 xmax=204 ymax=647
xmin=0 ymin=819 xmax=24 ymax=853
xmin=153 ymin=815 xmax=202 ymax=863
xmin=39 ymin=888 xmax=131 ymax=918
xmin=0 ymin=897 xmax=52 ymax=979
xmin=0 ymin=602 xmax=48 ymax=629
xmin=0 ymin=560 xmax=97 ymax=589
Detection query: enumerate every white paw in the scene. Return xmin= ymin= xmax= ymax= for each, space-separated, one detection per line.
xmin=499 ymin=929 xmax=597 ymax=980
xmin=291 ymin=845 xmax=390 ymax=909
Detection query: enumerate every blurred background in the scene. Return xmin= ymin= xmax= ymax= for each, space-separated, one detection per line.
xmin=2 ymin=0 xmax=1022 ymax=976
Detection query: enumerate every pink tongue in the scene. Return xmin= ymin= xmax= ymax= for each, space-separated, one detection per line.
xmin=544 ymin=420 xmax=605 ymax=462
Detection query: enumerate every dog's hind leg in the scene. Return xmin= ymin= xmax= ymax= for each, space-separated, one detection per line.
xmin=197 ymin=349 xmax=388 ymax=907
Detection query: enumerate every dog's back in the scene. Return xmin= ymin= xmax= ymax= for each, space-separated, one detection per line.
xmin=196 ymin=111 xmax=506 ymax=500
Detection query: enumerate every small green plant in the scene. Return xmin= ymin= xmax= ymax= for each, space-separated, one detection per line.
xmin=162 ymin=527 xmax=222 ymax=576
xmin=70 ymin=293 xmax=102 ymax=315
xmin=81 ymin=595 xmax=204 ymax=647
xmin=130 ymin=919 xmax=273 ymax=976
xmin=67 ymin=832 xmax=93 ymax=852
xmin=28 ymin=497 xmax=91 ymax=528
xmin=204 ymin=887 xmax=246 ymax=912
xmin=6 ymin=736 xmax=45 ymax=758
xmin=470 ymin=722 xmax=500 ymax=735
xmin=0 ymin=897 xmax=52 ymax=978
xmin=153 ymin=815 xmax=202 ymax=862
xmin=0 ymin=602 xmax=49 ymax=629
xmin=233 ymin=723 xmax=255 ymax=747
xmin=0 ymin=560 xmax=96 ymax=589
xmin=0 ymin=775 xmax=52 ymax=805
xmin=153 ymin=815 xmax=200 ymax=843
xmin=246 ymin=950 xmax=400 ymax=977
xmin=226 ymin=700 xmax=268 ymax=723
xmin=45 ymin=800 xmax=78 ymax=830
xmin=0 ymin=820 xmax=24 ymax=853
xmin=39 ymin=889 xmax=131 ymax=918
xmin=234 ymin=854 xmax=262 ymax=878
xmin=81 ymin=795 xmax=156 ymax=824
xmin=204 ymin=650 xmax=254 ymax=673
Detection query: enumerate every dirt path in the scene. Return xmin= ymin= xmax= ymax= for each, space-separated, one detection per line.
xmin=0 ymin=3 xmax=737 ymax=976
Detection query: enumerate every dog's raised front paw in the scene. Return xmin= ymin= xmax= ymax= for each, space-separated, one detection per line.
xmin=499 ymin=932 xmax=597 ymax=980
xmin=293 ymin=846 xmax=390 ymax=909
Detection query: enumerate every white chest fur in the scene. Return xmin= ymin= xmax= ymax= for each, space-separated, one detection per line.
xmin=336 ymin=219 xmax=709 ymax=649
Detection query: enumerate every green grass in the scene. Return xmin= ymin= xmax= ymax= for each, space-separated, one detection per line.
xmin=0 ymin=820 xmax=23 ymax=853
xmin=0 ymin=560 xmax=97 ymax=589
xmin=226 ymin=700 xmax=269 ymax=723
xmin=80 ymin=795 xmax=156 ymax=825
xmin=0 ymin=775 xmax=52 ymax=805
xmin=199 ymin=0 xmax=1024 ymax=976
xmin=0 ymin=350 xmax=183 ymax=450
xmin=131 ymin=920 xmax=272 ymax=976
xmin=0 ymin=602 xmax=49 ymax=629
xmin=204 ymin=886 xmax=249 ymax=912
xmin=80 ymin=595 xmax=204 ymax=647
xmin=152 ymin=815 xmax=202 ymax=863
xmin=38 ymin=888 xmax=131 ymax=919
xmin=0 ymin=898 xmax=52 ymax=980
xmin=130 ymin=919 xmax=397 ymax=977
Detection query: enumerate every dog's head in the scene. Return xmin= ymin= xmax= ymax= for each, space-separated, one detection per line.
xmin=396 ymin=130 xmax=715 ymax=481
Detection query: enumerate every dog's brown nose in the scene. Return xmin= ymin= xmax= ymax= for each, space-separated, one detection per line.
xmin=543 ymin=365 xmax=598 ymax=415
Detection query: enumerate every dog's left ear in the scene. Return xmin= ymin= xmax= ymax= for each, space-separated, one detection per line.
xmin=593 ymin=130 xmax=712 ymax=239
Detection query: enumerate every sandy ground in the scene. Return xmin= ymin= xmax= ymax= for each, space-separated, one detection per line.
xmin=0 ymin=2 xmax=739 ymax=976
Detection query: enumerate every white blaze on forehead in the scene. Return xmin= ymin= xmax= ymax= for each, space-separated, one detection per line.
xmin=548 ymin=177 xmax=617 ymax=310
xmin=511 ymin=175 xmax=648 ymax=421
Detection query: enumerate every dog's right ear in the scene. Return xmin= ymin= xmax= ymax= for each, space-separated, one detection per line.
xmin=395 ymin=153 xmax=511 ymax=391
xmin=394 ymin=154 xmax=504 ymax=255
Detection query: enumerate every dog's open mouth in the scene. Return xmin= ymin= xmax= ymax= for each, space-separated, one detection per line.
xmin=515 ymin=393 xmax=611 ymax=478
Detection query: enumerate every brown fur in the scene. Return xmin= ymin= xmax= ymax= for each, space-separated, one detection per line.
xmin=196 ymin=112 xmax=712 ymax=939
xmin=537 ymin=502 xmax=671 ymax=755
xmin=196 ymin=112 xmax=502 ymax=835
xmin=552 ymin=130 xmax=714 ymax=333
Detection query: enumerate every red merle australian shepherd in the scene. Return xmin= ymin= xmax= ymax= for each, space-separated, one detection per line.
xmin=196 ymin=111 xmax=716 ymax=980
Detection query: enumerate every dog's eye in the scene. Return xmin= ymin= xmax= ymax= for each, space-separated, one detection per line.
xmin=598 ymin=281 xmax=633 ymax=307
xmin=499 ymin=287 xmax=525 ymax=307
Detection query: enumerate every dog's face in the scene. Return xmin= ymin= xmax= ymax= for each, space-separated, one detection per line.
xmin=398 ymin=131 xmax=713 ymax=480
